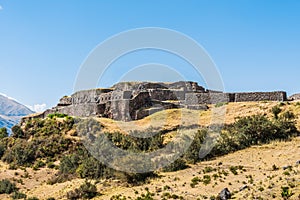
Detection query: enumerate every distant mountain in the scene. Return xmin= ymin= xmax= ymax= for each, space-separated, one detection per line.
xmin=0 ymin=94 xmax=34 ymax=131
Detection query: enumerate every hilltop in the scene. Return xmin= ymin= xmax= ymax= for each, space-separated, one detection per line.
xmin=23 ymin=81 xmax=287 ymax=124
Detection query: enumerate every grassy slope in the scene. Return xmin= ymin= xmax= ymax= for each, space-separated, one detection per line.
xmin=0 ymin=101 xmax=300 ymax=200
xmin=98 ymin=101 xmax=300 ymax=133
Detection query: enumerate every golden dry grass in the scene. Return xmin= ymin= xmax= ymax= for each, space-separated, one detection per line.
xmin=97 ymin=101 xmax=300 ymax=134
xmin=1 ymin=101 xmax=300 ymax=199
xmin=99 ymin=137 xmax=300 ymax=200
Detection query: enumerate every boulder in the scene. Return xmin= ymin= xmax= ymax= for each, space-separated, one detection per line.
xmin=282 ymin=165 xmax=292 ymax=170
xmin=219 ymin=188 xmax=231 ymax=200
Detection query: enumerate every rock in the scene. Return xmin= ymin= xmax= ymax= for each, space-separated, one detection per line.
xmin=283 ymin=165 xmax=292 ymax=170
xmin=239 ymin=185 xmax=248 ymax=191
xmin=219 ymin=188 xmax=231 ymax=200
xmin=296 ymin=160 xmax=300 ymax=166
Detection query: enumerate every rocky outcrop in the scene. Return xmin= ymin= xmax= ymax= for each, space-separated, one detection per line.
xmin=219 ymin=188 xmax=231 ymax=200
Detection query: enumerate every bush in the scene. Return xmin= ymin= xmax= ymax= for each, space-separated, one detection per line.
xmin=27 ymin=197 xmax=39 ymax=200
xmin=11 ymin=125 xmax=25 ymax=138
xmin=215 ymin=102 xmax=228 ymax=108
xmin=67 ymin=181 xmax=98 ymax=199
xmin=272 ymin=106 xmax=282 ymax=119
xmin=184 ymin=129 xmax=207 ymax=163
xmin=0 ymin=142 xmax=6 ymax=158
xmin=281 ymin=186 xmax=293 ymax=199
xmin=11 ymin=191 xmax=27 ymax=199
xmin=47 ymin=113 xmax=68 ymax=119
xmin=0 ymin=127 xmax=8 ymax=139
xmin=33 ymin=160 xmax=46 ymax=170
xmin=2 ymin=140 xmax=36 ymax=166
xmin=202 ymin=175 xmax=211 ymax=185
xmin=183 ymin=113 xmax=298 ymax=167
xmin=76 ymin=157 xmax=105 ymax=179
xmin=59 ymin=154 xmax=80 ymax=174
xmin=0 ymin=179 xmax=18 ymax=194
xmin=162 ymin=158 xmax=188 ymax=172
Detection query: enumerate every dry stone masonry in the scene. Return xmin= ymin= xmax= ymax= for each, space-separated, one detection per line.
xmin=24 ymin=81 xmax=287 ymax=122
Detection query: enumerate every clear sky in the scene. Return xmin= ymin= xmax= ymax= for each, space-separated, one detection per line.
xmin=1 ymin=0 xmax=300 ymax=111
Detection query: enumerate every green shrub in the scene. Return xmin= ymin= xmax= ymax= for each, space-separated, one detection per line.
xmin=0 ymin=127 xmax=8 ymax=139
xmin=272 ymin=106 xmax=282 ymax=119
xmin=184 ymin=129 xmax=207 ymax=163
xmin=76 ymin=157 xmax=105 ymax=179
xmin=27 ymin=197 xmax=39 ymax=200
xmin=0 ymin=142 xmax=6 ymax=158
xmin=47 ymin=162 xmax=56 ymax=169
xmin=162 ymin=158 xmax=188 ymax=172
xmin=67 ymin=181 xmax=98 ymax=199
xmin=281 ymin=186 xmax=293 ymax=199
xmin=136 ymin=191 xmax=155 ymax=200
xmin=202 ymin=175 xmax=211 ymax=185
xmin=2 ymin=141 xmax=36 ymax=166
xmin=11 ymin=191 xmax=27 ymax=199
xmin=229 ymin=166 xmax=238 ymax=175
xmin=215 ymin=102 xmax=228 ymax=108
xmin=203 ymin=166 xmax=216 ymax=174
xmin=33 ymin=160 xmax=46 ymax=170
xmin=11 ymin=125 xmax=25 ymax=138
xmin=0 ymin=179 xmax=18 ymax=194
xmin=272 ymin=164 xmax=279 ymax=171
xmin=47 ymin=113 xmax=68 ymax=119
xmin=59 ymin=154 xmax=80 ymax=174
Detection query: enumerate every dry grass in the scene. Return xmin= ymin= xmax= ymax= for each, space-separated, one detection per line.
xmin=97 ymin=101 xmax=300 ymax=134
xmin=1 ymin=101 xmax=300 ymax=199
xmin=99 ymin=137 xmax=300 ymax=200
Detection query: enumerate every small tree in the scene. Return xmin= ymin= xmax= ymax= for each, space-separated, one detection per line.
xmin=11 ymin=125 xmax=25 ymax=138
xmin=0 ymin=179 xmax=18 ymax=194
xmin=67 ymin=181 xmax=98 ymax=199
xmin=0 ymin=143 xmax=6 ymax=158
xmin=0 ymin=127 xmax=8 ymax=139
xmin=272 ymin=106 xmax=282 ymax=119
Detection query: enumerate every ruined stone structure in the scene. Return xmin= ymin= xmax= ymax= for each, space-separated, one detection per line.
xmin=25 ymin=81 xmax=287 ymax=122
xmin=289 ymin=93 xmax=300 ymax=101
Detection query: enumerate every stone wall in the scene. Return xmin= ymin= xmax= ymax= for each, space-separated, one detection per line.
xmin=110 ymin=100 xmax=131 ymax=121
xmin=129 ymin=92 xmax=152 ymax=114
xmin=148 ymin=89 xmax=185 ymax=101
xmin=185 ymin=91 xmax=287 ymax=104
xmin=98 ymin=93 xmax=112 ymax=103
xmin=185 ymin=93 xmax=231 ymax=104
xmin=71 ymin=89 xmax=113 ymax=104
xmin=234 ymin=91 xmax=287 ymax=102
xmin=44 ymin=103 xmax=105 ymax=118
xmin=58 ymin=96 xmax=72 ymax=106
xmin=23 ymin=82 xmax=289 ymax=123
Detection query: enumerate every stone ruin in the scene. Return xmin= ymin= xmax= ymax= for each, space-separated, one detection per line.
xmin=23 ymin=81 xmax=287 ymax=122
xmin=289 ymin=93 xmax=300 ymax=101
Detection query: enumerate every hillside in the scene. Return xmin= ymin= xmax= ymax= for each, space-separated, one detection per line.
xmin=0 ymin=94 xmax=33 ymax=131
xmin=0 ymin=101 xmax=299 ymax=200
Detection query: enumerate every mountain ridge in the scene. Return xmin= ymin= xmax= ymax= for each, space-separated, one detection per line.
xmin=0 ymin=94 xmax=34 ymax=131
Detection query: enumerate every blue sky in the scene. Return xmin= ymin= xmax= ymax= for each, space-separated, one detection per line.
xmin=0 ymin=1 xmax=300 ymax=111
